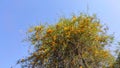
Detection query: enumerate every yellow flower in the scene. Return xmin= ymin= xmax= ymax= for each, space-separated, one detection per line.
xmin=28 ymin=28 xmax=34 ymax=32
xmin=95 ymin=36 xmax=99 ymax=41
xmin=95 ymin=23 xmax=100 ymax=26
xmin=64 ymin=27 xmax=69 ymax=31
xmin=103 ymin=52 xmax=109 ymax=57
xmin=95 ymin=50 xmax=98 ymax=54
xmin=32 ymin=41 xmax=35 ymax=44
xmin=77 ymin=30 xmax=81 ymax=32
xmin=80 ymin=66 xmax=82 ymax=68
xmin=53 ymin=36 xmax=56 ymax=40
xmin=35 ymin=32 xmax=40 ymax=40
xmin=71 ymin=27 xmax=74 ymax=31
xmin=52 ymin=42 xmax=56 ymax=45
xmin=35 ymin=26 xmax=42 ymax=31
xmin=72 ymin=16 xmax=77 ymax=22
xmin=80 ymin=29 xmax=84 ymax=32
xmin=47 ymin=29 xmax=53 ymax=33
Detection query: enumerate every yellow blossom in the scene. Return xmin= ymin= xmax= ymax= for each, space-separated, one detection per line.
xmin=95 ymin=36 xmax=99 ymax=41
xmin=95 ymin=50 xmax=99 ymax=54
xmin=77 ymin=30 xmax=81 ymax=32
xmin=81 ymin=29 xmax=84 ymax=32
xmin=52 ymin=42 xmax=56 ymax=45
xmin=80 ymin=66 xmax=82 ymax=68
xmin=72 ymin=16 xmax=77 ymax=22
xmin=35 ymin=26 xmax=42 ymax=31
xmin=95 ymin=23 xmax=100 ymax=26
xmin=35 ymin=32 xmax=39 ymax=40
xmin=64 ymin=27 xmax=69 ymax=31
xmin=71 ymin=26 xmax=74 ymax=31
xmin=47 ymin=29 xmax=53 ymax=33
xmin=28 ymin=28 xmax=34 ymax=32
xmin=53 ymin=36 xmax=57 ymax=40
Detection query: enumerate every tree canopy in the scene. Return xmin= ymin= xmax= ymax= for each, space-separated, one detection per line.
xmin=18 ymin=14 xmax=115 ymax=68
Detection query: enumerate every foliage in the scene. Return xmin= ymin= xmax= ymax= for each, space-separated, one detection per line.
xmin=18 ymin=14 xmax=115 ymax=68
xmin=113 ymin=52 xmax=120 ymax=68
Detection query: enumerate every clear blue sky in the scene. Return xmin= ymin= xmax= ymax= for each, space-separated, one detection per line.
xmin=0 ymin=0 xmax=120 ymax=68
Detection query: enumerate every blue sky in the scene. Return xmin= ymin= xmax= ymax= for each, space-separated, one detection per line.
xmin=0 ymin=0 xmax=120 ymax=68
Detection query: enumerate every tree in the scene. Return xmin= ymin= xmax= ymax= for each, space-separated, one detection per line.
xmin=113 ymin=52 xmax=120 ymax=68
xmin=18 ymin=14 xmax=115 ymax=68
